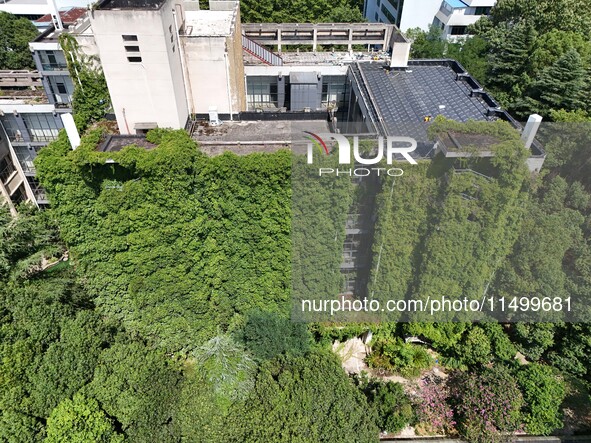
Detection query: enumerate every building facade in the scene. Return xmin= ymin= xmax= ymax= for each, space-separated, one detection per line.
xmin=364 ymin=0 xmax=496 ymax=38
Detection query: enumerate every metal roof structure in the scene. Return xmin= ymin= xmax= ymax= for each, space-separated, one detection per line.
xmin=357 ymin=61 xmax=491 ymax=144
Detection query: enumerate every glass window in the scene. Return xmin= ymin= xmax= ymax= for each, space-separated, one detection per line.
xmin=380 ymin=4 xmax=396 ymax=23
xmin=122 ymin=35 xmax=138 ymax=41
xmin=0 ymin=116 xmax=21 ymax=142
xmin=450 ymin=26 xmax=468 ymax=35
xmin=474 ymin=6 xmax=491 ymax=15
xmin=22 ymin=113 xmax=60 ymax=142
xmin=247 ymin=76 xmax=279 ymax=110
xmin=125 ymin=46 xmax=140 ymax=52
xmin=127 ymin=56 xmax=142 ymax=63
xmin=14 ymin=146 xmax=36 ymax=173
xmin=321 ymin=76 xmax=347 ymax=109
xmin=38 ymin=50 xmax=67 ymax=71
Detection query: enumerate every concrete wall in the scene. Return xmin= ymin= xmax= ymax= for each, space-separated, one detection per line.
xmin=399 ymin=0 xmax=443 ymax=31
xmin=182 ymin=3 xmax=244 ymax=116
xmin=89 ymin=0 xmax=189 ymax=134
xmin=228 ymin=4 xmax=245 ymax=113
xmin=183 ymin=36 xmax=233 ymax=115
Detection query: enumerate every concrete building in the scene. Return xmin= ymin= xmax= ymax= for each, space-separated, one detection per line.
xmin=363 ymin=0 xmax=496 ymax=38
xmin=0 ymin=71 xmax=62 ymax=211
xmin=0 ymin=0 xmax=543 ymax=214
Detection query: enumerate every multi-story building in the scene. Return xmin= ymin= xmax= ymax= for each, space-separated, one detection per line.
xmin=364 ymin=0 xmax=496 ymax=38
xmin=0 ymin=0 xmax=542 ymax=215
xmin=0 ymin=71 xmax=61 ymax=212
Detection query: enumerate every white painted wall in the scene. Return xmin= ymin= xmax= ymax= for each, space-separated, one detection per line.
xmin=399 ymin=0 xmax=443 ymax=31
xmin=183 ymin=37 xmax=233 ymax=115
xmin=89 ymin=1 xmax=188 ymax=134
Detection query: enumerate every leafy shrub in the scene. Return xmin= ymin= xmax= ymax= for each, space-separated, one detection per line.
xmin=366 ymin=338 xmax=433 ymax=377
xmin=516 ymin=363 xmax=565 ymax=435
xmin=356 ymin=377 xmax=414 ymax=434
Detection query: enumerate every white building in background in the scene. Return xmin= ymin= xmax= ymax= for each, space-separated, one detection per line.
xmin=0 ymin=0 xmax=93 ymax=21
xmin=364 ymin=0 xmax=495 ymax=38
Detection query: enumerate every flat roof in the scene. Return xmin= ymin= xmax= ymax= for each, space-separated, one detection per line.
xmin=192 ymin=120 xmax=330 ymax=156
xmin=183 ymin=10 xmax=234 ymax=37
xmin=357 ymin=62 xmax=491 ymax=143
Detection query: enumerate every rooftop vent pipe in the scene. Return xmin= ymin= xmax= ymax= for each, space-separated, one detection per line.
xmin=521 ymin=114 xmax=543 ymax=149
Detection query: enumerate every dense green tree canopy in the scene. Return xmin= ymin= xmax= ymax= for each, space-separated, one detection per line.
xmin=227 ymin=351 xmax=379 ymax=442
xmin=0 ymin=12 xmax=38 ymax=70
xmin=239 ymin=0 xmax=365 ymax=23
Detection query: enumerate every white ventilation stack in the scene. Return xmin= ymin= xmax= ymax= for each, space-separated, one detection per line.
xmin=521 ymin=114 xmax=543 ymax=149
xmin=208 ymin=106 xmax=221 ymax=127
xmin=60 ymin=113 xmax=81 ymax=150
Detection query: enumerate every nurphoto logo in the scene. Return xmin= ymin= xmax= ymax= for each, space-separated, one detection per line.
xmin=303 ymin=132 xmax=418 ymax=176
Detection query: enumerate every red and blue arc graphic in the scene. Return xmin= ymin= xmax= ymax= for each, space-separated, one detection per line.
xmin=303 ymin=131 xmax=330 ymax=155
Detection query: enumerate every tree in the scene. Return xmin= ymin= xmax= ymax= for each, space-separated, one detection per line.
xmin=360 ymin=379 xmax=413 ymax=434
xmin=239 ymin=310 xmax=311 ymax=362
xmin=456 ymin=326 xmax=492 ymax=367
xmin=530 ymin=49 xmax=588 ymax=114
xmin=173 ymin=369 xmax=226 ymax=443
xmin=487 ymin=22 xmax=536 ymax=97
xmin=227 ymin=351 xmax=379 ymax=442
xmin=406 ymin=26 xmax=446 ymax=59
xmin=193 ymin=334 xmax=256 ymax=406
xmin=45 ymin=393 xmax=124 ymax=443
xmin=87 ymin=342 xmax=182 ymax=443
xmin=0 ymin=12 xmax=38 ymax=70
xmin=515 ymin=363 xmax=565 ymax=435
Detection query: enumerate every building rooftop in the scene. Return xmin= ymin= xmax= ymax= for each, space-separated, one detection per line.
xmin=356 ymin=61 xmax=494 ymax=144
xmin=35 ymin=7 xmax=86 ymax=24
xmin=183 ymin=10 xmax=234 ymax=37
xmin=95 ymin=0 xmax=166 ymax=10
xmin=191 ymin=120 xmax=330 ymax=156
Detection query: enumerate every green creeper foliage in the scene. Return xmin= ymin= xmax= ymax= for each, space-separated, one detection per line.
xmin=59 ymin=33 xmax=111 ymax=129
xmin=35 ymin=129 xmax=292 ymax=353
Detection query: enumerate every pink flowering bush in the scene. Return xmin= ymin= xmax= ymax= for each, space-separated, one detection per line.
xmin=412 ymin=375 xmax=456 ymax=435
xmin=449 ymin=365 xmax=524 ymax=443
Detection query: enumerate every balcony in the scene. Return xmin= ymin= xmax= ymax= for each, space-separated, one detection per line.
xmin=0 ymin=160 xmax=16 ymax=184
xmin=40 ymin=63 xmax=68 ymax=71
